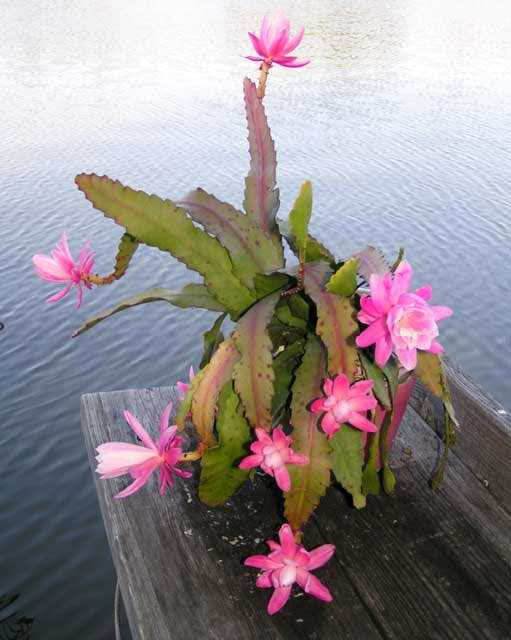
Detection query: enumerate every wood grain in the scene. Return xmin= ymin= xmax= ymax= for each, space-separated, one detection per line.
xmin=81 ymin=367 xmax=511 ymax=640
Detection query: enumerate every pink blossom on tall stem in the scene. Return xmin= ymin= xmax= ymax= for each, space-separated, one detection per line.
xmin=176 ymin=365 xmax=195 ymax=401
xmin=239 ymin=428 xmax=309 ymax=492
xmin=95 ymin=403 xmax=192 ymax=499
xmin=245 ymin=524 xmax=334 ymax=615
xmin=32 ymin=232 xmax=95 ymax=308
xmin=311 ymin=373 xmax=378 ymax=439
xmin=356 ymin=260 xmax=453 ymax=371
xmin=246 ymin=10 xmax=310 ymax=68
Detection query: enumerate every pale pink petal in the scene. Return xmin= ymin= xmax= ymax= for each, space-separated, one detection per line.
xmin=426 ymin=340 xmax=444 ymax=354
xmin=282 ymin=25 xmax=304 ymax=54
xmin=395 ymin=347 xmax=417 ymax=371
xmin=159 ymin=402 xmax=173 ymax=434
xmin=348 ymin=411 xmax=378 ymax=433
xmin=33 ymin=255 xmax=70 ymax=281
xmin=114 ymin=469 xmax=153 ymax=498
xmin=374 ymin=334 xmax=393 ymax=366
xmin=356 ymin=318 xmax=387 ymax=347
xmin=267 ymin=586 xmax=292 ymax=615
xmin=333 ymin=373 xmax=350 ymax=398
xmin=256 ymin=571 xmax=273 ymax=588
xmin=239 ymin=454 xmax=263 ymax=469
xmin=430 ymin=306 xmax=453 ymax=322
xmin=245 ymin=555 xmax=281 ymax=570
xmin=46 ymin=283 xmax=73 ymax=303
xmin=348 ymin=395 xmax=377 ymax=412
xmin=306 ymin=544 xmax=336 ymax=570
xmin=245 ymin=55 xmax=264 ymax=62
xmin=274 ymin=465 xmax=291 ymax=492
xmin=123 ymin=411 xmax=158 ymax=451
xmin=288 ymin=452 xmax=309 ymax=466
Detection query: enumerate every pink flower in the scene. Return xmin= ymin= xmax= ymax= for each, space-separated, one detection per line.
xmin=176 ymin=365 xmax=195 ymax=401
xmin=246 ymin=10 xmax=310 ymax=68
xmin=239 ymin=428 xmax=309 ymax=492
xmin=355 ymin=260 xmax=453 ymax=371
xmin=310 ymin=373 xmax=378 ymax=438
xmin=245 ymin=524 xmax=334 ymax=615
xmin=95 ymin=403 xmax=192 ymax=499
xmin=32 ymin=232 xmax=95 ymax=308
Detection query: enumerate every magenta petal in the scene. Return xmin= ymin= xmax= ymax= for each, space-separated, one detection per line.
xmin=369 ymin=273 xmax=390 ymax=313
xmin=255 ymin=428 xmax=272 ymax=444
xmin=348 ymin=411 xmax=378 ymax=433
xmin=245 ymin=55 xmax=264 ymax=62
xmin=321 ymin=412 xmax=339 ymax=438
xmin=323 ymin=378 xmax=333 ymax=395
xmin=256 ymin=571 xmax=273 ymax=588
xmin=278 ymin=524 xmax=296 ymax=557
xmin=282 ymin=25 xmax=304 ymax=54
xmin=306 ymin=544 xmax=336 ymax=570
xmin=356 ymin=318 xmax=387 ymax=348
xmin=245 ymin=555 xmax=280 ymax=570
xmin=426 ymin=340 xmax=444 ymax=354
xmin=274 ymin=465 xmax=291 ymax=492
xmin=171 ymin=466 xmax=192 ymax=478
xmin=123 ymin=411 xmax=158 ymax=450
xmin=300 ymin=572 xmax=333 ymax=602
xmin=114 ymin=470 xmax=152 ymax=498
xmin=348 ymin=380 xmax=374 ymax=397
xmin=239 ymin=454 xmax=263 ymax=469
xmin=272 ymin=428 xmax=289 ymax=448
xmin=46 ymin=283 xmax=73 ymax=303
xmin=159 ymin=402 xmax=173 ymax=434
xmin=267 ymin=586 xmax=292 ymax=615
xmin=374 ymin=334 xmax=393 ymax=366
xmin=359 ymin=295 xmax=380 ymax=320
xmin=333 ymin=373 xmax=350 ymax=398
xmin=310 ymin=398 xmax=327 ymax=413
xmin=414 ymin=284 xmax=432 ymax=301
xmin=248 ymin=32 xmax=266 ymax=57
xmin=390 ymin=260 xmax=413 ymax=303
xmin=276 ymin=58 xmax=310 ymax=68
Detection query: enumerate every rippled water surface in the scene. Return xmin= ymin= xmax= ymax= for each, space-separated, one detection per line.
xmin=1 ymin=0 xmax=510 ymax=637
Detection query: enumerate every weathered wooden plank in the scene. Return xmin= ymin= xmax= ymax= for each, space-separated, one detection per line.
xmin=81 ymin=380 xmax=511 ymax=640
xmin=409 ymin=358 xmax=511 ymax=512
xmin=314 ymin=405 xmax=511 ymax=640
xmin=81 ymin=386 xmax=383 ymax=640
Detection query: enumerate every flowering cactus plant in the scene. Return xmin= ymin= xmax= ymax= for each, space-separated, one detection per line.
xmin=33 ymin=12 xmax=458 ymax=615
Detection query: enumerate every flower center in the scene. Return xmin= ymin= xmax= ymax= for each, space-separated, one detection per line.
xmin=262 ymin=445 xmax=283 ymax=469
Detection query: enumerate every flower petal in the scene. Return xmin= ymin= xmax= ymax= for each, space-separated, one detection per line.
xmin=297 ymin=570 xmax=333 ymax=602
xmin=374 ymin=334 xmax=393 ymax=366
xmin=248 ymin=32 xmax=266 ymax=57
xmin=267 ymin=586 xmax=292 ymax=615
xmin=239 ymin=454 xmax=263 ymax=469
xmin=348 ymin=380 xmax=374 ymax=397
xmin=123 ymin=411 xmax=158 ymax=451
xmin=46 ymin=283 xmax=73 ymax=303
xmin=114 ymin=469 xmax=153 ymax=499
xmin=414 ymin=285 xmax=432 ymax=301
xmin=426 ymin=340 xmax=444 ymax=354
xmin=321 ymin=411 xmax=340 ymax=438
xmin=274 ymin=465 xmax=291 ymax=492
xmin=159 ymin=402 xmax=173 ymax=434
xmin=288 ymin=452 xmax=309 ymax=466
xmin=306 ymin=544 xmax=336 ymax=570
xmin=256 ymin=570 xmax=273 ymax=588
xmin=282 ymin=25 xmax=304 ymax=54
xmin=244 ymin=555 xmax=281 ymax=570
xmin=348 ymin=395 xmax=377 ymax=412
xmin=395 ymin=347 xmax=417 ymax=371
xmin=310 ymin=398 xmax=327 ymax=413
xmin=390 ymin=260 xmax=413 ymax=303
xmin=356 ymin=318 xmax=387 ymax=348
xmin=333 ymin=373 xmax=350 ymax=398
xmin=430 ymin=306 xmax=453 ymax=322
xmin=348 ymin=411 xmax=378 ymax=433
xmin=278 ymin=524 xmax=296 ymax=557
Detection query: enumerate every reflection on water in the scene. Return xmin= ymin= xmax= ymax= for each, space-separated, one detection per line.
xmin=1 ymin=0 xmax=510 ymax=637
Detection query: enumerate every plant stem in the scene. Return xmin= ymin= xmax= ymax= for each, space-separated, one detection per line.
xmin=257 ymin=61 xmax=271 ymax=99
xmin=85 ymin=273 xmax=116 ymax=286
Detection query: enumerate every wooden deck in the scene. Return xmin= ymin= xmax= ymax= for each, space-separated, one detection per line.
xmin=80 ymin=360 xmax=511 ymax=639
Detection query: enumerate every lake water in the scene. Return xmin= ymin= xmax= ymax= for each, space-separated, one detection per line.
xmin=1 ymin=0 xmax=510 ymax=637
